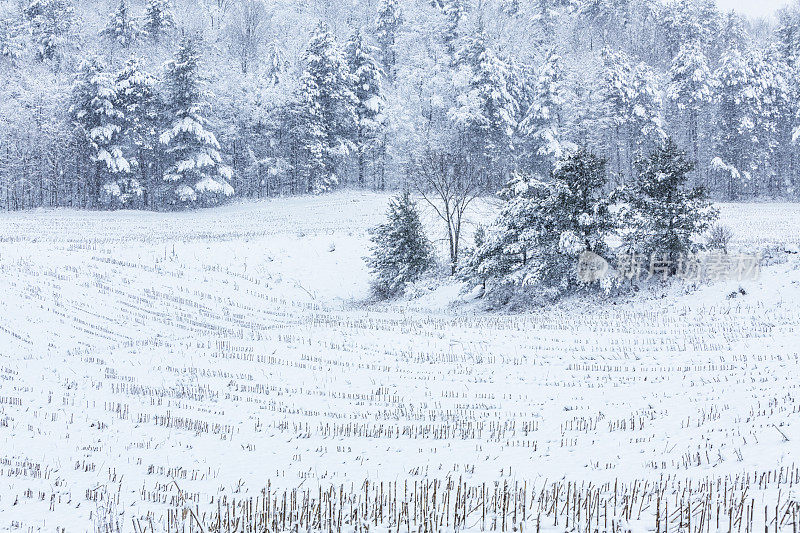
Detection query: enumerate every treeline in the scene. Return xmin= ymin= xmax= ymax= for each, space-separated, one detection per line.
xmin=2 ymin=0 xmax=800 ymax=210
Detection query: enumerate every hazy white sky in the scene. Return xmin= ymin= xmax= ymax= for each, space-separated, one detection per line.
xmin=715 ymin=0 xmax=790 ymax=19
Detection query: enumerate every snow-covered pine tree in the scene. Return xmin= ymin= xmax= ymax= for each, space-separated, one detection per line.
xmin=695 ymin=0 xmax=722 ymax=51
xmin=70 ymin=57 xmax=135 ymax=207
xmin=628 ymin=62 xmax=665 ymax=160
xmin=376 ymin=0 xmax=402 ymax=82
xmin=115 ymin=57 xmax=161 ymax=206
xmin=658 ymin=0 xmax=704 ymax=60
xmin=599 ymin=47 xmax=634 ymax=182
xmin=536 ymin=148 xmax=614 ymax=289
xmin=159 ymin=36 xmax=234 ymax=206
xmin=465 ymin=149 xmax=613 ymax=299
xmin=102 ymin=0 xmax=141 ymax=49
xmin=621 ymin=138 xmax=717 ymax=271
xmin=531 ymin=0 xmax=558 ymax=40
xmin=667 ymin=41 xmax=715 ymax=184
xmin=24 ymin=0 xmax=75 ymax=62
xmin=759 ymin=48 xmax=797 ymax=197
xmin=578 ymin=0 xmax=631 ymax=51
xmin=599 ymin=50 xmax=664 ymax=184
xmin=345 ymin=28 xmax=384 ymax=188
xmin=441 ymin=0 xmax=464 ymax=59
xmin=776 ymin=4 xmax=800 ymax=66
xmin=143 ymin=0 xmax=174 ymax=42
xmin=296 ymin=22 xmax=356 ymax=193
xmin=367 ymin=192 xmax=434 ymax=299
xmin=460 ymin=172 xmax=547 ymax=299
xmin=719 ymin=10 xmax=747 ymax=57
xmin=0 ymin=16 xmax=24 ymax=62
xmin=713 ymin=46 xmax=759 ymax=199
xmin=450 ymin=33 xmax=517 ymax=189
xmin=518 ymin=50 xmax=566 ymax=175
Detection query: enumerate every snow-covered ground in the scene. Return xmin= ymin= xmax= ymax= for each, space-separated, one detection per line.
xmin=0 ymin=191 xmax=798 ymax=531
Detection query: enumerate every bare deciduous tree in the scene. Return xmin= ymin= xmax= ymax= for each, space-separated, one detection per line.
xmin=226 ymin=0 xmax=269 ymax=74
xmin=411 ymin=149 xmax=483 ymax=275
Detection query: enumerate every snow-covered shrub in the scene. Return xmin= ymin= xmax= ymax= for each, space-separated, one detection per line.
xmin=706 ymin=224 xmax=734 ymax=254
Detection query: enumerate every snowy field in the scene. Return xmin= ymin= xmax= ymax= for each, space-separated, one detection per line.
xmin=0 ymin=192 xmax=799 ymax=531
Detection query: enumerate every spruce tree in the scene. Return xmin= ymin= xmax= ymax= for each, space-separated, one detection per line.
xmin=442 ymin=0 xmax=464 ymax=58
xmin=345 ymin=29 xmax=384 ymax=188
xmin=159 ymin=36 xmax=234 ymax=206
xmin=465 ymin=149 xmax=613 ymax=298
xmin=628 ymin=62 xmax=665 ymax=153
xmin=0 ymin=17 xmax=24 ymax=62
xmin=518 ymin=50 xmax=566 ymax=175
xmin=102 ymin=0 xmax=140 ymax=49
xmin=714 ymin=47 xmax=759 ymax=199
xmin=24 ymin=0 xmax=75 ymax=62
xmin=115 ymin=57 xmax=161 ymax=206
xmin=622 ymin=138 xmax=718 ymax=271
xmin=376 ymin=0 xmax=402 ymax=82
xmin=460 ymin=173 xmax=546 ymax=295
xmin=599 ymin=47 xmax=634 ymax=181
xmin=667 ymin=41 xmax=715 ymax=183
xmin=776 ymin=5 xmax=800 ymax=66
xmin=143 ymin=0 xmax=175 ymax=42
xmin=367 ymin=192 xmax=434 ymax=299
xmin=70 ymin=57 xmax=134 ymax=207
xmin=450 ymin=33 xmax=517 ymax=188
xmin=296 ymin=22 xmax=356 ymax=193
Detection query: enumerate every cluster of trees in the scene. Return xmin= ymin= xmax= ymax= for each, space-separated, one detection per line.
xmin=369 ymin=140 xmax=717 ymax=302
xmin=68 ymin=37 xmax=233 ymax=208
xmin=2 ymin=0 xmax=800 ymax=210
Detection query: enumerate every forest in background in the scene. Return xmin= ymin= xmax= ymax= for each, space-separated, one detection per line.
xmin=2 ymin=0 xmax=800 ymax=210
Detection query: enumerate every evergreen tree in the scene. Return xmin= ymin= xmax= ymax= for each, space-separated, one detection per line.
xmin=466 ymin=149 xmax=613 ymax=297
xmin=628 ymin=62 xmax=665 ymax=158
xmin=532 ymin=0 xmax=558 ymax=40
xmin=518 ymin=50 xmax=566 ymax=175
xmin=659 ymin=0 xmax=704 ymax=60
xmin=0 ymin=17 xmax=24 ymax=62
xmin=159 ymin=36 xmax=234 ymax=206
xmin=460 ymin=173 xmax=547 ymax=295
xmin=367 ymin=192 xmax=434 ymax=298
xmin=599 ymin=47 xmax=634 ymax=181
xmin=102 ymin=0 xmax=140 ymax=49
xmin=345 ymin=29 xmax=384 ymax=188
xmin=376 ymin=0 xmax=402 ymax=82
xmin=760 ymin=48 xmax=797 ymax=196
xmin=450 ymin=33 xmax=517 ymax=189
xmin=719 ymin=10 xmax=747 ymax=56
xmin=115 ymin=57 xmax=161 ymax=206
xmin=599 ymin=49 xmax=663 ymax=183
xmin=776 ymin=5 xmax=800 ymax=66
xmin=713 ymin=47 xmax=759 ymax=199
xmin=143 ymin=0 xmax=175 ymax=42
xmin=296 ymin=22 xmax=356 ymax=193
xmin=70 ymin=57 xmax=134 ymax=207
xmin=621 ymin=138 xmax=717 ymax=271
xmin=667 ymin=41 xmax=715 ymax=183
xmin=442 ymin=0 xmax=464 ymax=58
xmin=24 ymin=0 xmax=75 ymax=62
